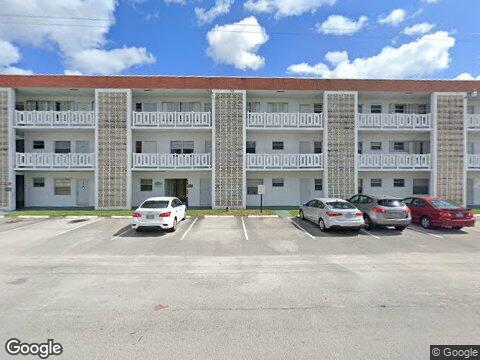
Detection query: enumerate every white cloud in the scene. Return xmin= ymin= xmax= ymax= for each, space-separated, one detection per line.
xmin=164 ymin=0 xmax=187 ymax=4
xmin=206 ymin=16 xmax=268 ymax=70
xmin=66 ymin=47 xmax=155 ymax=75
xmin=0 ymin=40 xmax=32 ymax=74
xmin=244 ymin=0 xmax=336 ymax=18
xmin=378 ymin=9 xmax=406 ymax=26
xmin=316 ymin=15 xmax=367 ymax=36
xmin=403 ymin=22 xmax=435 ymax=36
xmin=287 ymin=31 xmax=455 ymax=79
xmin=0 ymin=0 xmax=156 ymax=74
xmin=455 ymin=73 xmax=480 ymax=80
xmin=195 ymin=0 xmax=234 ymax=25
xmin=421 ymin=0 xmax=438 ymax=3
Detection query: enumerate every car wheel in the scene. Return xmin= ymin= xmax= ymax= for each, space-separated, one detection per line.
xmin=170 ymin=218 xmax=177 ymax=232
xmin=182 ymin=212 xmax=187 ymax=221
xmin=319 ymin=218 xmax=328 ymax=232
xmin=363 ymin=215 xmax=375 ymax=230
xmin=134 ymin=227 xmax=142 ymax=232
xmin=395 ymin=226 xmax=407 ymax=231
xmin=300 ymin=210 xmax=305 ymax=220
xmin=453 ymin=227 xmax=463 ymax=230
xmin=420 ymin=216 xmax=431 ymax=229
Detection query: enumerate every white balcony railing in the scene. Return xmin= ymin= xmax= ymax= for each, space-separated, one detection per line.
xmin=132 ymin=153 xmax=211 ymax=169
xmin=15 ymin=111 xmax=95 ymax=127
xmin=467 ymin=115 xmax=480 ymax=130
xmin=358 ymin=154 xmax=431 ymax=170
xmin=468 ymin=155 xmax=480 ymax=169
xmin=357 ymin=113 xmax=432 ymax=129
xmin=247 ymin=154 xmax=323 ymax=170
xmin=132 ymin=112 xmax=211 ymax=128
xmin=15 ymin=153 xmax=95 ymax=169
xmin=247 ymin=112 xmax=323 ymax=129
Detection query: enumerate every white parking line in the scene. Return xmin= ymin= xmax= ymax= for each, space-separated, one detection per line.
xmin=407 ymin=226 xmax=443 ymax=239
xmin=241 ymin=217 xmax=249 ymax=241
xmin=111 ymin=227 xmax=134 ymax=241
xmin=360 ymin=228 xmax=380 ymax=239
xmin=180 ymin=218 xmax=198 ymax=241
xmin=469 ymin=227 xmax=480 ymax=233
xmin=288 ymin=218 xmax=315 ymax=239
xmin=53 ymin=217 xmax=103 ymax=238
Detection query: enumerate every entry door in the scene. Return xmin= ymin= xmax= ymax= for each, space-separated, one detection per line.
xmin=300 ymin=178 xmax=310 ymax=205
xmin=467 ymin=179 xmax=474 ymax=206
xmin=200 ymin=179 xmax=212 ymax=207
xmin=205 ymin=141 xmax=212 ymax=154
xmin=75 ymin=140 xmax=89 ymax=153
xmin=76 ymin=179 xmax=89 ymax=206
xmin=299 ymin=141 xmax=311 ymax=154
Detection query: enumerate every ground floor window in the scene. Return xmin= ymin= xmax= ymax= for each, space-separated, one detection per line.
xmin=247 ymin=179 xmax=263 ymax=195
xmin=413 ymin=179 xmax=429 ymax=195
xmin=54 ymin=179 xmax=71 ymax=195
xmin=140 ymin=179 xmax=153 ymax=192
xmin=371 ymin=179 xmax=382 ymax=187
xmin=314 ymin=178 xmax=323 ymax=191
xmin=272 ymin=178 xmax=284 ymax=187
xmin=393 ymin=178 xmax=405 ymax=187
xmin=33 ymin=177 xmax=45 ymax=188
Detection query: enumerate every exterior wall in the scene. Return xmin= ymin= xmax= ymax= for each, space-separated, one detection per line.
xmin=467 ymin=172 xmax=480 ymax=206
xmin=358 ymin=132 xmax=430 ymax=154
xmin=23 ymin=171 xmax=94 ymax=207
xmin=212 ymin=90 xmax=246 ymax=209
xmin=0 ymin=88 xmax=14 ymax=210
xmin=23 ymin=131 xmax=95 ymax=153
xmin=432 ymin=93 xmax=466 ymax=205
xmin=357 ymin=96 xmax=430 ymax=113
xmin=95 ymin=89 xmax=131 ymax=209
xmin=245 ymin=96 xmax=322 ymax=113
xmin=132 ymin=170 xmax=211 ymax=208
xmin=359 ymin=171 xmax=431 ymax=199
xmin=132 ymin=131 xmax=212 ymax=153
xmin=246 ymin=132 xmax=323 ymax=153
xmin=246 ymin=171 xmax=324 ymax=207
xmin=324 ymin=92 xmax=357 ymax=198
xmin=467 ymin=132 xmax=480 ymax=154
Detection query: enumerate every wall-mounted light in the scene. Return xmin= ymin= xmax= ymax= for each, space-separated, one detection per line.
xmin=472 ymin=90 xmax=478 ymax=97
xmin=69 ymin=88 xmax=79 ymax=91
xmin=144 ymin=89 xmax=153 ymax=92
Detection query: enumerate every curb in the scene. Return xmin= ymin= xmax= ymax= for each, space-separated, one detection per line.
xmin=247 ymin=215 xmax=278 ymax=218
xmin=18 ymin=215 xmax=50 ymax=219
xmin=110 ymin=216 xmax=132 ymax=219
xmin=204 ymin=215 xmax=235 ymax=218
xmin=65 ymin=216 xmax=99 ymax=219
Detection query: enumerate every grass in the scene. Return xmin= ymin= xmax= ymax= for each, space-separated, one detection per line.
xmin=289 ymin=209 xmax=299 ymax=217
xmin=4 ymin=209 xmax=277 ymax=217
xmin=472 ymin=208 xmax=480 ymax=214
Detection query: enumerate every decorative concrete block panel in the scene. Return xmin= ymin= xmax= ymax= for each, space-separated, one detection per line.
xmin=434 ymin=94 xmax=465 ymax=205
xmin=96 ymin=90 xmax=130 ymax=209
xmin=0 ymin=90 xmax=9 ymax=208
xmin=212 ymin=90 xmax=245 ymax=209
xmin=325 ymin=92 xmax=357 ymax=199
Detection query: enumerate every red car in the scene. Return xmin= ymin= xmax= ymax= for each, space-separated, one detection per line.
xmin=403 ymin=196 xmax=476 ymax=230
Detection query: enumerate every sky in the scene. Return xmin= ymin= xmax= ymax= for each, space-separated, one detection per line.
xmin=0 ymin=0 xmax=479 ymax=79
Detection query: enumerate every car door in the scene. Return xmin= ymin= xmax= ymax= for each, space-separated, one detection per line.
xmin=310 ymin=200 xmax=322 ymax=222
xmin=303 ymin=200 xmax=314 ymax=220
xmin=411 ymin=198 xmax=426 ymax=223
xmin=404 ymin=197 xmax=415 ymax=220
xmin=355 ymin=195 xmax=368 ymax=213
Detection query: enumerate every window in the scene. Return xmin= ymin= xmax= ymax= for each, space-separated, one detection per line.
xmin=272 ymin=178 xmax=284 ymax=187
xmin=358 ymin=142 xmax=363 ymax=154
xmin=54 ymin=179 xmax=71 ymax=195
xmin=371 ymin=178 xmax=382 ymax=187
xmin=393 ymin=141 xmax=406 ymax=152
xmin=247 ymin=179 xmax=263 ymax=195
xmin=299 ymin=104 xmax=311 ymax=113
xmin=247 ymin=102 xmax=261 ymax=113
xmin=54 ymin=141 xmax=71 ymax=154
xmin=140 ymin=179 xmax=153 ymax=192
xmin=33 ymin=140 xmax=44 ymax=150
xmin=141 ymin=200 xmax=169 ymax=209
xmin=430 ymin=199 xmax=460 ymax=210
xmin=418 ymin=104 xmax=428 ymax=114
xmin=170 ymin=141 xmax=194 ymax=154
xmin=135 ymin=141 xmax=142 ymax=153
xmin=370 ymin=104 xmax=382 ymax=114
xmin=33 ymin=177 xmax=44 ymax=188
xmin=358 ymin=104 xmax=363 ymax=114
xmin=403 ymin=198 xmax=413 ymax=205
xmin=327 ymin=201 xmax=356 ymax=210
xmin=246 ymin=141 xmax=256 ymax=154
xmin=394 ymin=104 xmax=406 ymax=113
xmin=267 ymin=103 xmax=288 ymax=113
xmin=314 ymin=178 xmax=323 ymax=191
xmin=413 ymin=179 xmax=429 ymax=195
xmin=314 ymin=141 xmax=322 ymax=154
xmin=467 ymin=105 xmax=475 ymax=115
xmin=142 ymin=103 xmax=157 ymax=112
xmin=162 ymin=102 xmax=201 ymax=112
xmin=135 ymin=103 xmax=142 ymax=112
xmin=314 ymin=103 xmax=323 ymax=114
xmin=204 ymin=103 xmax=212 ymax=112
xmin=15 ymin=102 xmax=25 ymax=111
xmin=370 ymin=142 xmax=382 ymax=151
xmin=377 ymin=199 xmax=406 ymax=207
xmin=272 ymin=141 xmax=284 ymax=150
xmin=393 ymin=178 xmax=405 ymax=187
xmin=358 ymin=178 xmax=363 ymax=194
xmin=412 ymin=198 xmax=426 ymax=208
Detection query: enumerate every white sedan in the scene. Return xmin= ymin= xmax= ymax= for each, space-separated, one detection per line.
xmin=299 ymin=198 xmax=364 ymax=232
xmin=132 ymin=197 xmax=186 ymax=232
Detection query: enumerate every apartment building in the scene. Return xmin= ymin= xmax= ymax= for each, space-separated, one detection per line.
xmin=0 ymin=76 xmax=479 ymax=210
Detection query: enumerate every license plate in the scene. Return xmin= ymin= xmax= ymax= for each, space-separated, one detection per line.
xmin=345 ymin=213 xmax=354 ymax=218
xmin=146 ymin=214 xmax=154 ymax=220
xmin=455 ymin=213 xmax=464 ymax=218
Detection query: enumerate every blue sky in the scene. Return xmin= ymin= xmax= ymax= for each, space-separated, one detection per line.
xmin=0 ymin=0 xmax=479 ymax=79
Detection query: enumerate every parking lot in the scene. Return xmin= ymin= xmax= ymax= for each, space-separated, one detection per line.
xmin=1 ymin=215 xmax=480 ymax=359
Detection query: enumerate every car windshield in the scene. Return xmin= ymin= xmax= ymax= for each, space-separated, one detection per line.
xmin=327 ymin=201 xmax=356 ymax=210
xmin=430 ymin=200 xmax=461 ymax=210
xmin=141 ymin=200 xmax=169 ymax=209
xmin=377 ymin=199 xmax=405 ymax=207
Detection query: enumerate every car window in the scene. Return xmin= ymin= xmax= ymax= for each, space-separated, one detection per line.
xmin=349 ymin=195 xmax=359 ymax=203
xmin=378 ymin=199 xmax=406 ymax=207
xmin=412 ymin=199 xmax=425 ymax=208
xmin=141 ymin=200 xmax=169 ymax=209
xmin=311 ymin=200 xmax=319 ymax=208
xmin=327 ymin=201 xmax=356 ymax=209
xmin=403 ymin=198 xmax=413 ymax=205
xmin=306 ymin=200 xmax=315 ymax=207
xmin=358 ymin=196 xmax=369 ymax=204
xmin=430 ymin=199 xmax=461 ymax=210
xmin=318 ymin=201 xmax=325 ymax=209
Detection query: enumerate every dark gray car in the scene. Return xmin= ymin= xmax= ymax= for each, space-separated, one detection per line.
xmin=347 ymin=194 xmax=411 ymax=231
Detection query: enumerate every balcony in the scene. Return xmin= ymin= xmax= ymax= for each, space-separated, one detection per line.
xmin=15 ymin=111 xmax=95 ymax=128
xmin=467 ymin=115 xmax=480 ymax=130
xmin=132 ymin=112 xmax=211 ymax=128
xmin=247 ymin=112 xmax=323 ymax=129
xmin=132 ymin=153 xmax=211 ymax=170
xmin=468 ymin=155 xmax=480 ymax=169
xmin=357 ymin=113 xmax=432 ymax=130
xmin=247 ymin=154 xmax=323 ymax=170
xmin=15 ymin=153 xmax=95 ymax=170
xmin=358 ymin=154 xmax=431 ymax=170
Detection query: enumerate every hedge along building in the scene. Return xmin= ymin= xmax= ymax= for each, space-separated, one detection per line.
xmin=0 ymin=75 xmax=479 ymax=210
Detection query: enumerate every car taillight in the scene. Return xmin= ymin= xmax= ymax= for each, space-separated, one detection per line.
xmin=355 ymin=211 xmax=363 ymax=216
xmin=438 ymin=211 xmax=451 ymax=218
xmin=372 ymin=206 xmax=385 ymax=214
xmin=466 ymin=211 xmax=474 ymax=218
xmin=326 ymin=211 xmax=342 ymax=217
xmin=405 ymin=207 xmax=411 ymax=214
xmin=133 ymin=212 xmax=141 ymax=218
xmin=159 ymin=211 xmax=171 ymax=217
